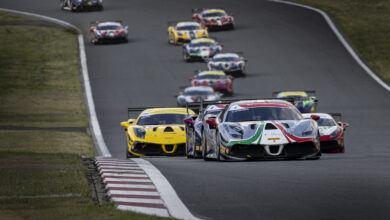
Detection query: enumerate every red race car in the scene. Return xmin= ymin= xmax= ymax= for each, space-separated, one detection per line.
xmin=192 ymin=8 xmax=234 ymax=31
xmin=303 ymin=113 xmax=349 ymax=153
xmin=190 ymin=71 xmax=234 ymax=96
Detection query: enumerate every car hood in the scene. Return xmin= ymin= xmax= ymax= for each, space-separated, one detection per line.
xmin=130 ymin=125 xmax=186 ymax=144
xmin=220 ymin=120 xmax=318 ymax=147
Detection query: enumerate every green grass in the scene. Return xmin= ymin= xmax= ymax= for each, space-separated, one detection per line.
xmin=0 ymin=12 xmax=32 ymax=22
xmin=0 ymin=25 xmax=87 ymax=128
xmin=287 ymin=0 xmax=390 ymax=83
xmin=0 ymin=13 xmax=171 ymax=220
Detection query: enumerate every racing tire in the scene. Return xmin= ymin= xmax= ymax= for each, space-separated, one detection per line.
xmin=185 ymin=130 xmax=193 ymax=159
xmin=202 ymin=129 xmax=211 ymax=161
xmin=216 ymin=132 xmax=222 ymax=161
xmin=183 ymin=51 xmax=191 ymax=62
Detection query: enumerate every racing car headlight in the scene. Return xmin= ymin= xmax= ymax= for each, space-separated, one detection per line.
xmin=225 ymin=125 xmax=243 ymax=138
xmin=133 ymin=128 xmax=146 ymax=139
xmin=302 ymin=130 xmax=313 ymax=136
xmin=330 ymin=129 xmax=338 ymax=138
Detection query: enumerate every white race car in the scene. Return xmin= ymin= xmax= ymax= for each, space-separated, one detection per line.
xmin=207 ymin=53 xmax=247 ymax=77
xmin=176 ymin=86 xmax=221 ymax=107
xmin=303 ymin=113 xmax=348 ymax=153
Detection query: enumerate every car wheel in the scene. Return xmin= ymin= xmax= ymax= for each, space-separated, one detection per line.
xmin=183 ymin=50 xmax=190 ymax=62
xmin=202 ymin=129 xmax=210 ymax=161
xmin=185 ymin=130 xmax=193 ymax=159
xmin=216 ymin=132 xmax=222 ymax=161
xmin=339 ymin=139 xmax=345 ymax=153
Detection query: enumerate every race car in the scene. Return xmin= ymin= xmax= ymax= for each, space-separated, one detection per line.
xmin=89 ymin=21 xmax=128 ymax=44
xmin=168 ymin=22 xmax=208 ymax=45
xmin=190 ymin=71 xmax=234 ymax=96
xmin=120 ymin=107 xmax=195 ymax=157
xmin=303 ymin=113 xmax=348 ymax=153
xmin=184 ymin=103 xmax=227 ymax=158
xmin=207 ymin=53 xmax=247 ymax=77
xmin=176 ymin=86 xmax=221 ymax=107
xmin=274 ymin=91 xmax=318 ymax=113
xmin=192 ymin=8 xmax=234 ymax=31
xmin=183 ymin=38 xmax=222 ymax=62
xmin=203 ymin=99 xmax=321 ymax=161
xmin=60 ymin=0 xmax=103 ymax=11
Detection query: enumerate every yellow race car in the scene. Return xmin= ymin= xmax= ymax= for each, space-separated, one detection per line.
xmin=168 ymin=21 xmax=208 ymax=45
xmin=120 ymin=107 xmax=195 ymax=157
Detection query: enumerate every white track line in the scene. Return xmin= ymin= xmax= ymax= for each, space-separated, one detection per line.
xmin=117 ymin=205 xmax=170 ymax=217
xmin=111 ymin=197 xmax=165 ymax=204
xmin=133 ymin=158 xmax=201 ymax=220
xmin=268 ymin=0 xmax=390 ymax=92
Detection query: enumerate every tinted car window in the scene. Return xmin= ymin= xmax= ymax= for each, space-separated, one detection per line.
xmin=226 ymin=107 xmax=302 ymax=122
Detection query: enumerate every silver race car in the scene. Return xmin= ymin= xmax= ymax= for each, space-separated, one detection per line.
xmin=176 ymin=86 xmax=221 ymax=107
xmin=207 ymin=53 xmax=247 ymax=77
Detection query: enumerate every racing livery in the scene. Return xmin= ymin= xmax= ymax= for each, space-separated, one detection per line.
xmin=168 ymin=22 xmax=208 ymax=45
xmin=274 ymin=91 xmax=318 ymax=113
xmin=183 ymin=38 xmax=222 ymax=62
xmin=203 ymin=99 xmax=321 ymax=161
xmin=60 ymin=0 xmax=103 ymax=11
xmin=176 ymin=86 xmax=221 ymax=107
xmin=207 ymin=53 xmax=247 ymax=77
xmin=90 ymin=21 xmax=128 ymax=44
xmin=184 ymin=104 xmax=226 ymax=158
xmin=303 ymin=113 xmax=348 ymax=153
xmin=192 ymin=9 xmax=234 ymax=31
xmin=190 ymin=71 xmax=234 ymax=96
xmin=120 ymin=108 xmax=195 ymax=157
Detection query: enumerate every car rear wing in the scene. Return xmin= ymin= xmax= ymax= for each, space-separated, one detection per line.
xmin=186 ymin=97 xmax=294 ymax=115
xmin=90 ymin=20 xmax=124 ymax=25
xmin=272 ymin=90 xmax=316 ymax=97
xmin=192 ymin=8 xmax=205 ymax=14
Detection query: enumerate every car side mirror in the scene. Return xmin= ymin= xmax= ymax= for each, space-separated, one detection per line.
xmin=310 ymin=115 xmax=320 ymax=121
xmin=120 ymin=121 xmax=129 ymax=128
xmin=128 ymin=119 xmax=135 ymax=125
xmin=125 ymin=25 xmax=128 ymax=30
xmin=189 ymin=77 xmax=194 ymax=81
xmin=228 ymin=75 xmax=235 ymax=80
xmin=89 ymin=27 xmax=95 ymax=32
xmin=206 ymin=118 xmax=218 ymax=128
xmin=338 ymin=122 xmax=349 ymax=129
xmin=311 ymin=97 xmax=319 ymax=102
xmin=174 ymin=93 xmax=180 ymax=98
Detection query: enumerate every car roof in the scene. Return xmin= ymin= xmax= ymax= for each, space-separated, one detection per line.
xmin=213 ymin=53 xmax=239 ymax=58
xmin=229 ymin=99 xmax=295 ymax=109
xmin=191 ymin=38 xmax=215 ymax=43
xmin=303 ymin=113 xmax=334 ymax=119
xmin=97 ymin=22 xmax=122 ymax=26
xmin=203 ymin=9 xmax=226 ymax=14
xmin=177 ymin=22 xmax=200 ymax=27
xmin=184 ymin=86 xmax=214 ymax=92
xmin=198 ymin=71 xmax=226 ymax=76
xmin=277 ymin=91 xmax=308 ymax=97
xmin=142 ymin=108 xmax=194 ymax=115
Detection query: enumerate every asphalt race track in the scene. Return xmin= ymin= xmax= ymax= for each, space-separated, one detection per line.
xmin=2 ymin=0 xmax=390 ymax=219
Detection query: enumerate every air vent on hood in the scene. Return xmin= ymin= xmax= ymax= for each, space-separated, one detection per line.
xmin=153 ymin=127 xmax=158 ymax=132
xmin=282 ymin=123 xmax=290 ymax=128
xmin=265 ymin=123 xmax=277 ymax=130
xmin=250 ymin=124 xmax=257 ymax=130
xmin=179 ymin=126 xmax=185 ymax=131
xmin=164 ymin=127 xmax=174 ymax=132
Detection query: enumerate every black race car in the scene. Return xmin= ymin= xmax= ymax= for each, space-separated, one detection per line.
xmin=60 ymin=0 xmax=103 ymax=11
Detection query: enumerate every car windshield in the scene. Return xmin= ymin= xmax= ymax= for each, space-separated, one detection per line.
xmin=97 ymin=25 xmax=122 ymax=30
xmin=317 ymin=118 xmax=336 ymax=126
xmin=137 ymin=114 xmax=186 ymax=125
xmin=225 ymin=107 xmax=302 ymax=122
xmin=177 ymin=25 xmax=201 ymax=31
xmin=197 ymin=75 xmax=226 ymax=80
xmin=205 ymin=109 xmax=223 ymax=116
xmin=212 ymin=56 xmax=239 ymax=62
xmin=184 ymin=90 xmax=213 ymax=96
xmin=203 ymin=12 xmax=226 ymax=17
xmin=284 ymin=95 xmax=309 ymax=102
xmin=190 ymin=42 xmax=214 ymax=47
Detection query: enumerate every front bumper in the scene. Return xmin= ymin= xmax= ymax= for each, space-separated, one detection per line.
xmin=128 ymin=141 xmax=185 ymax=156
xmin=204 ymin=23 xmax=234 ymax=30
xmin=95 ymin=36 xmax=127 ymax=43
xmin=224 ymin=141 xmax=320 ymax=160
xmin=320 ymin=140 xmax=343 ymax=153
xmin=72 ymin=2 xmax=102 ymax=11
